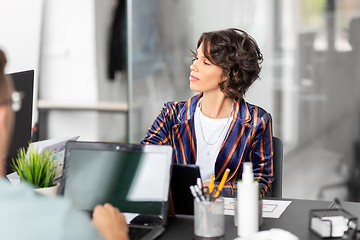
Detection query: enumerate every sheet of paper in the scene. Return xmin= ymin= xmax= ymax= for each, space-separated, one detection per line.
xmin=223 ymin=197 xmax=236 ymax=216
xmin=124 ymin=213 xmax=139 ymax=224
xmin=311 ymin=216 xmax=348 ymax=237
xmin=30 ymin=135 xmax=80 ymax=170
xmin=223 ymin=197 xmax=292 ymax=218
xmin=262 ymin=199 xmax=292 ymax=218
xmin=6 ymin=171 xmax=21 ymax=185
xmin=7 ymin=135 xmax=80 ymax=184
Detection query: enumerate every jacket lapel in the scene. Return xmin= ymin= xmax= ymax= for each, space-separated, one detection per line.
xmin=172 ymin=94 xmax=202 ymax=164
xmin=214 ymin=98 xmax=252 ymax=182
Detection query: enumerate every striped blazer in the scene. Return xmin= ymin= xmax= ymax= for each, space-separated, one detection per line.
xmin=141 ymin=93 xmax=274 ymax=196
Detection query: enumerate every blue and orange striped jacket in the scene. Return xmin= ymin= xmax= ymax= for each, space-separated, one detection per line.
xmin=141 ymin=93 xmax=273 ymax=197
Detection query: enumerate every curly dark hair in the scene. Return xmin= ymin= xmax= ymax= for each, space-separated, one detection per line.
xmin=194 ymin=28 xmax=263 ymax=99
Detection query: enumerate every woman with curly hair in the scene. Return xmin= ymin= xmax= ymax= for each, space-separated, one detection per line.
xmin=141 ymin=28 xmax=273 ymax=197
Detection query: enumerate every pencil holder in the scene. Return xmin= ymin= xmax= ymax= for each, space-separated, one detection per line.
xmin=194 ymin=197 xmax=225 ymax=237
xmin=309 ymin=208 xmax=357 ymax=238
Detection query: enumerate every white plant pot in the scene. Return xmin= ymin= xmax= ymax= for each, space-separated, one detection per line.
xmin=33 ymin=181 xmax=60 ymax=197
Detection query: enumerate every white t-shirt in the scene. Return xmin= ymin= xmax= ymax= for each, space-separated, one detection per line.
xmin=194 ymin=100 xmax=233 ymax=182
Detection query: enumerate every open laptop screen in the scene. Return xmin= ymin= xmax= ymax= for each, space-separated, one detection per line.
xmin=6 ymin=70 xmax=34 ymax=174
xmin=60 ymin=141 xmax=172 ymax=220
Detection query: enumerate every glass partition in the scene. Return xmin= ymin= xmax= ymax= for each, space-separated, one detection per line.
xmin=127 ymin=0 xmax=276 ymax=143
xmin=127 ymin=0 xmax=192 ymax=143
xmin=127 ymin=0 xmax=360 ymax=200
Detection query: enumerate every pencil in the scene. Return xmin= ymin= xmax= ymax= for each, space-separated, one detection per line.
xmin=215 ymin=168 xmax=230 ymax=198
xmin=209 ymin=174 xmax=214 ymax=193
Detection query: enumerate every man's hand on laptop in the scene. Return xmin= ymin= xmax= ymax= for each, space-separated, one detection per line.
xmin=92 ymin=203 xmax=129 ymax=240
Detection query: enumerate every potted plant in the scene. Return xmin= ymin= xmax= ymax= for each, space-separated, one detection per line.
xmin=12 ymin=145 xmax=61 ymax=197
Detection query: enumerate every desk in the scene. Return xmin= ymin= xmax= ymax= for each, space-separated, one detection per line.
xmin=159 ymin=198 xmax=360 ymax=240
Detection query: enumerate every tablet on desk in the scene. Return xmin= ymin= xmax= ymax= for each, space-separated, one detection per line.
xmin=170 ymin=164 xmax=202 ymax=215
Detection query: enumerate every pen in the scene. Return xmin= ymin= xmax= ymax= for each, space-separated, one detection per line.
xmin=322 ymin=198 xmax=341 ymax=217
xmin=197 ymin=177 xmax=202 ymax=193
xmin=215 ymin=168 xmax=230 ymax=198
xmin=194 ymin=185 xmax=206 ymax=201
xmin=190 ymin=185 xmax=201 ymax=202
xmin=322 ymin=201 xmax=335 ymax=218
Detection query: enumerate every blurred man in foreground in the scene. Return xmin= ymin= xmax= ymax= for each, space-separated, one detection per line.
xmin=0 ymin=49 xmax=129 ymax=240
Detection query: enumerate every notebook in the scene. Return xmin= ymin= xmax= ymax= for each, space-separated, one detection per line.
xmin=170 ymin=164 xmax=202 ymax=215
xmin=60 ymin=141 xmax=173 ymax=240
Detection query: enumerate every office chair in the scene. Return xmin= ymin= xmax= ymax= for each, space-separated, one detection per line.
xmin=271 ymin=136 xmax=283 ymax=198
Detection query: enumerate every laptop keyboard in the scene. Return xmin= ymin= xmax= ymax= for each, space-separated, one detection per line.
xmin=128 ymin=226 xmax=153 ymax=240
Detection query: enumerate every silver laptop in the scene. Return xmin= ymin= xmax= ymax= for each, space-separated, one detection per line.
xmin=60 ymin=141 xmax=173 ymax=240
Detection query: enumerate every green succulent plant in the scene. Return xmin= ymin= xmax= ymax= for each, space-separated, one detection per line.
xmin=12 ymin=146 xmax=60 ymax=188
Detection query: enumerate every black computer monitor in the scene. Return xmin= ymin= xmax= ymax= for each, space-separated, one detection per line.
xmin=5 ymin=70 xmax=34 ymax=174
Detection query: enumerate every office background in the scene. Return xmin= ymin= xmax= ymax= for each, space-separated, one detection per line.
xmin=0 ymin=0 xmax=360 ymax=201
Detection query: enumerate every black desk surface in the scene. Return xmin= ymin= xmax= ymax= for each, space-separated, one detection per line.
xmin=158 ymin=198 xmax=360 ymax=240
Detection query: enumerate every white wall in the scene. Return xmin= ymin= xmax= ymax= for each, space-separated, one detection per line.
xmin=39 ymin=0 xmax=99 ymax=141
